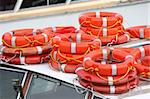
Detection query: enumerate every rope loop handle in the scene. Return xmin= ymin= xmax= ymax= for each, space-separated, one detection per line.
xmin=73 ymin=77 xmax=88 ymax=94
xmin=106 ymin=34 xmax=119 ymax=47
xmin=50 ymin=47 xmax=90 ymax=64
xmin=85 ymin=66 xmax=135 ymax=82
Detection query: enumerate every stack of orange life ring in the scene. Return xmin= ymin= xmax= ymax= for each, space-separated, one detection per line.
xmin=126 ymin=25 xmax=150 ymax=39
xmin=79 ymin=12 xmax=130 ymax=45
xmin=48 ymin=32 xmax=101 ymax=73
xmin=76 ymin=48 xmax=139 ymax=94
xmin=111 ymin=45 xmax=150 ymax=80
xmin=1 ymin=28 xmax=54 ymax=64
xmin=1 ymin=26 xmax=77 ymax=65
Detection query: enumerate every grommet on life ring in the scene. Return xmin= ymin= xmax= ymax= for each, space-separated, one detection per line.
xmin=0 ymin=43 xmax=52 ymax=56
xmin=83 ymin=48 xmax=134 ymax=76
xmin=132 ymin=45 xmax=150 ymax=78
xmin=75 ymin=67 xmax=137 ymax=86
xmin=1 ymin=54 xmax=49 ymax=65
xmin=48 ymin=59 xmax=81 ymax=73
xmin=79 ymin=12 xmax=123 ymax=28
xmin=52 ymin=33 xmax=101 ymax=54
xmin=126 ymin=25 xmax=150 ymax=39
xmin=79 ymin=78 xmax=139 ymax=94
xmin=80 ymin=25 xmax=125 ymax=37
xmin=2 ymin=28 xmax=53 ymax=48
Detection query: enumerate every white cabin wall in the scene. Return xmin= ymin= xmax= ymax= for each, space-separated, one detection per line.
xmin=148 ymin=2 xmax=150 ymax=25
xmin=99 ymin=3 xmax=149 ymax=28
xmin=0 ymin=2 xmax=149 ymax=44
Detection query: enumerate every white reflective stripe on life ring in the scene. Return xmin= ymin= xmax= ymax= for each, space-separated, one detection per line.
xmin=103 ymin=28 xmax=107 ymax=36
xmin=139 ymin=28 xmax=144 ymax=38
xmin=101 ymin=60 xmax=106 ymax=64
xmin=110 ymin=86 xmax=115 ymax=93
xmin=11 ymin=37 xmax=16 ymax=47
xmin=42 ymin=33 xmax=48 ymax=42
xmin=102 ymin=17 xmax=107 ymax=27
xmin=32 ymin=29 xmax=37 ymax=36
xmin=102 ymin=49 xmax=108 ymax=60
xmin=52 ymin=27 xmax=57 ymax=32
xmin=108 ymin=76 xmax=113 ymax=86
xmin=20 ymin=56 xmax=25 ymax=64
xmin=71 ymin=43 xmax=76 ymax=54
xmin=139 ymin=46 xmax=145 ymax=58
xmin=53 ymin=51 xmax=57 ymax=61
xmin=111 ymin=64 xmax=117 ymax=76
xmin=96 ymin=12 xmax=100 ymax=17
xmin=60 ymin=64 xmax=66 ymax=72
xmin=76 ymin=33 xmax=81 ymax=43
xmin=0 ymin=46 xmax=6 ymax=54
xmin=36 ymin=46 xmax=42 ymax=54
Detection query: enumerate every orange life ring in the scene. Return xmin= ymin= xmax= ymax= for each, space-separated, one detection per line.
xmin=126 ymin=25 xmax=150 ymax=39
xmin=76 ymin=67 xmax=137 ymax=86
xmin=79 ymin=12 xmax=123 ymax=28
xmin=113 ymin=47 xmax=135 ymax=53
xmin=99 ymin=33 xmax=130 ymax=45
xmin=50 ymin=49 xmax=84 ymax=65
xmin=132 ymin=45 xmax=150 ymax=59
xmin=79 ymin=78 xmax=139 ymax=94
xmin=49 ymin=59 xmax=81 ymax=73
xmin=80 ymin=25 xmax=124 ymax=36
xmin=83 ymin=48 xmax=134 ymax=76
xmin=52 ymin=33 xmax=101 ymax=54
xmin=1 ymin=54 xmax=49 ymax=64
xmin=132 ymin=45 xmax=150 ymax=78
xmin=0 ymin=43 xmax=52 ymax=56
xmin=48 ymin=26 xmax=76 ymax=34
xmin=141 ymin=56 xmax=150 ymax=66
xmin=2 ymin=28 xmax=53 ymax=48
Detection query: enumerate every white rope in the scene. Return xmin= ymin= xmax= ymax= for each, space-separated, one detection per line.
xmin=139 ymin=77 xmax=150 ymax=82
xmin=73 ymin=78 xmax=88 ymax=94
xmin=48 ymin=62 xmax=59 ymax=72
xmin=106 ymin=35 xmax=118 ymax=47
xmin=5 ymin=54 xmax=17 ymax=63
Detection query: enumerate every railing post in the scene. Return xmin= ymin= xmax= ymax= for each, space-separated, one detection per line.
xmin=14 ymin=0 xmax=24 ymax=12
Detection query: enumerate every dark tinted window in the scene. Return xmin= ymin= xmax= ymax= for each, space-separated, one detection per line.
xmin=0 ymin=67 xmax=24 ymax=99
xmin=0 ymin=0 xmax=67 ymax=11
xmin=0 ymin=0 xmax=17 ymax=11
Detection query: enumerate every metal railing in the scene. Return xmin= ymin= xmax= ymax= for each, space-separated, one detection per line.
xmin=2 ymin=0 xmax=146 ymax=13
